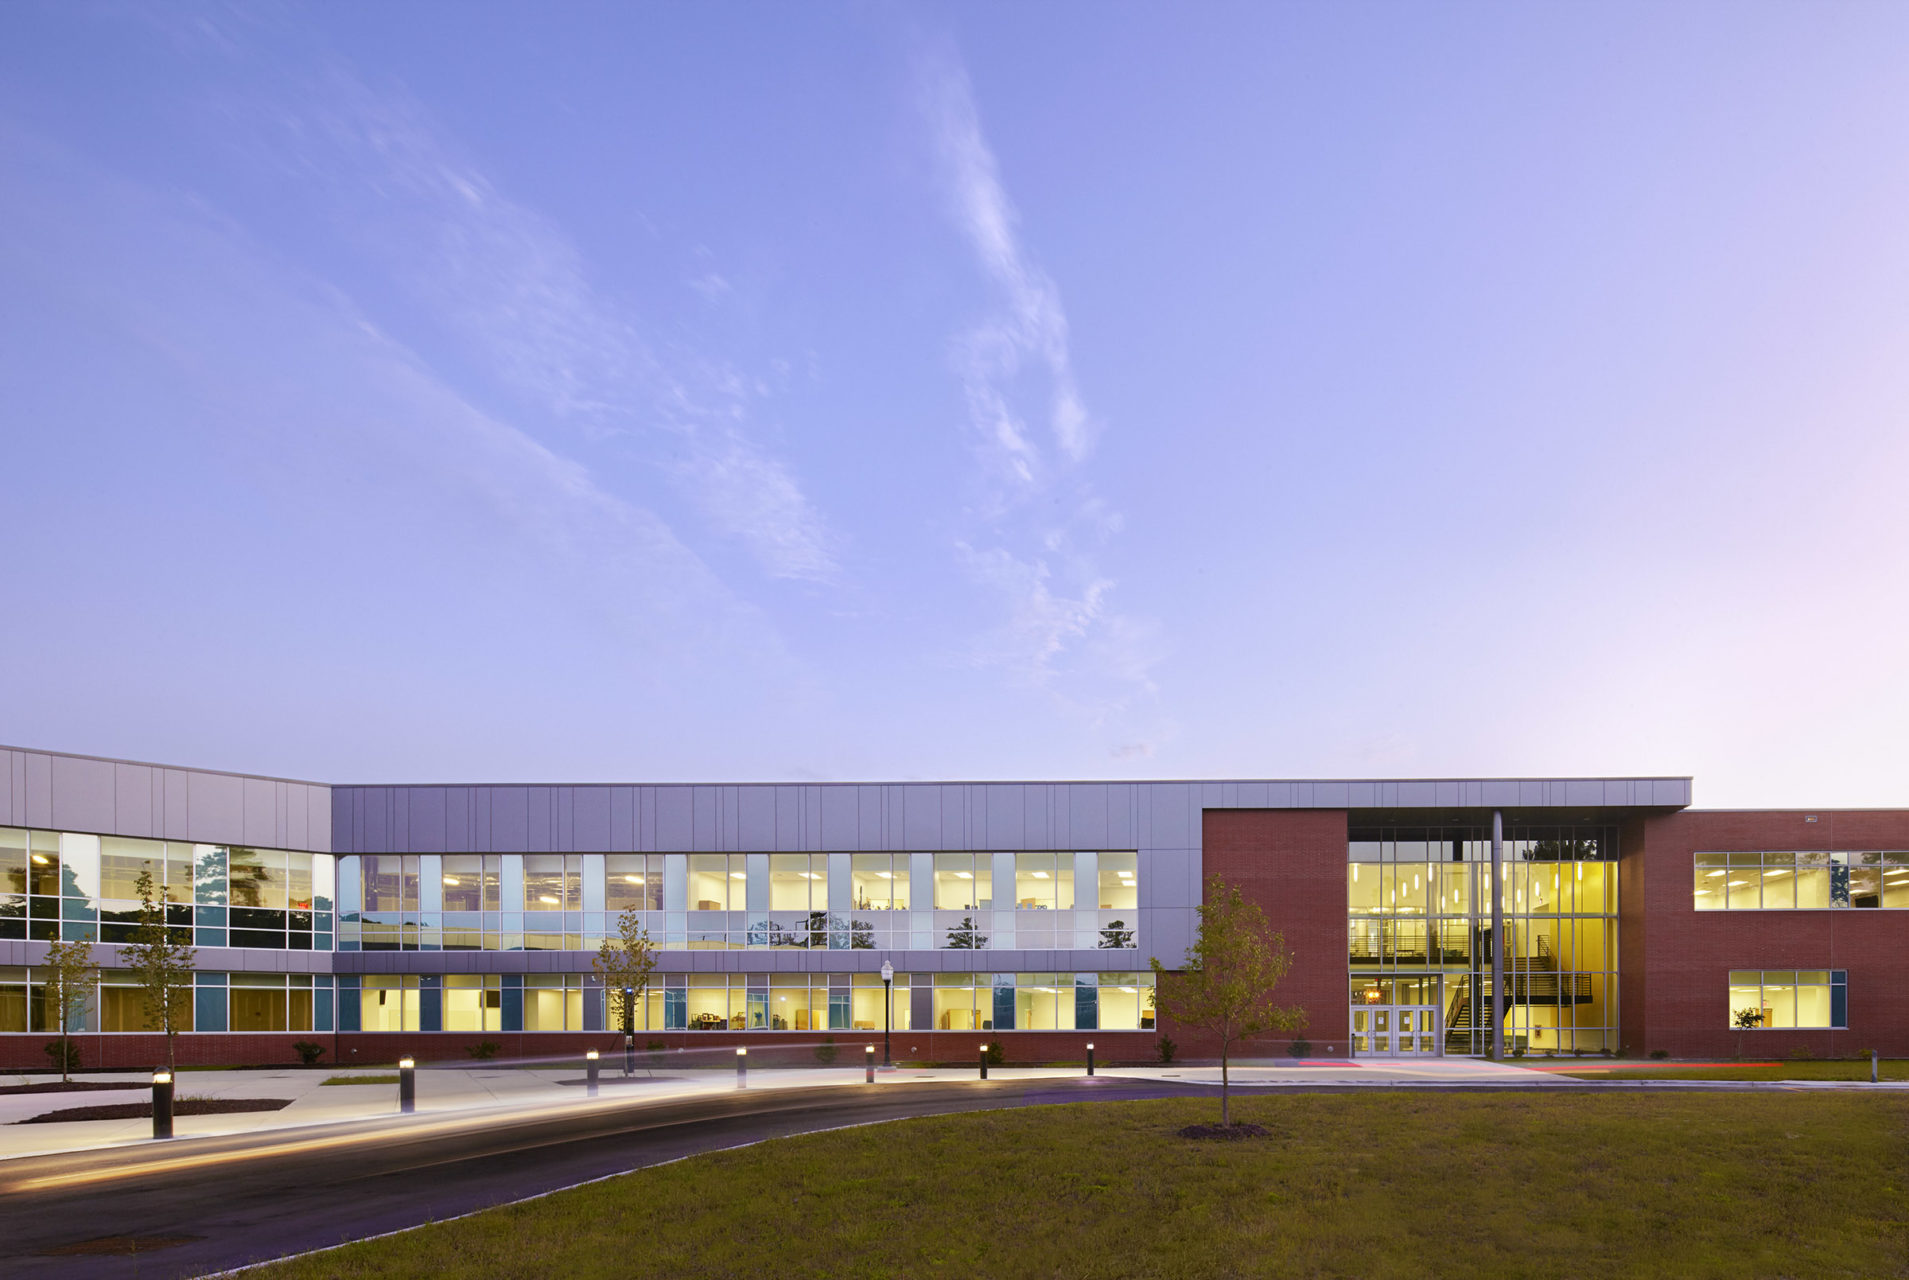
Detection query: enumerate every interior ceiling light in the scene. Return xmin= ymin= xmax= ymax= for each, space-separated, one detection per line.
xmin=442 ymin=875 xmax=460 ymax=885
xmin=730 ymin=872 xmax=745 ymax=880
xmin=877 ymin=871 xmax=893 ymax=879
xmin=956 ymin=871 xmax=973 ymax=879
xmin=1032 ymin=871 xmax=1050 ymax=879
xmin=31 ymin=854 xmax=49 ymax=865
xmin=624 ymin=875 xmax=641 ymax=883
xmin=539 ymin=895 xmax=559 ymax=904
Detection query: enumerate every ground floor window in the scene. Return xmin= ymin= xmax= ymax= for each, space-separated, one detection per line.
xmin=360 ymin=974 xmax=420 ymax=1032
xmin=1728 ymin=970 xmax=1846 ymax=1030
xmin=932 ymin=972 xmax=1154 ymax=1031
xmin=444 ymin=974 xmax=503 ymax=1032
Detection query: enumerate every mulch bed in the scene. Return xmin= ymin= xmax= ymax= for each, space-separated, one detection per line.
xmin=0 ymin=1081 xmax=155 ymax=1096
xmin=1177 ymin=1122 xmax=1271 ymax=1140
xmin=17 ymin=1098 xmax=292 ymax=1124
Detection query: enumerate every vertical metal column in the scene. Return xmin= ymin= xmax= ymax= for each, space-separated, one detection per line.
xmin=1490 ymin=809 xmax=1505 ymax=1060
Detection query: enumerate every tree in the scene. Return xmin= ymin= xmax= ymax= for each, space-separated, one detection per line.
xmin=123 ymin=867 xmax=196 ymax=1072
xmin=40 ymin=934 xmax=99 ymax=1082
xmin=1733 ymin=1006 xmax=1764 ymax=1059
xmin=593 ymin=906 xmax=657 ymax=1073
xmin=945 ymin=916 xmax=987 ymax=949
xmin=1149 ymin=876 xmax=1306 ymax=1127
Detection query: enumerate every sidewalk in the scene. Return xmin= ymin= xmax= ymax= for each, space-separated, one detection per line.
xmin=3 ymin=1056 xmax=1903 ymax=1162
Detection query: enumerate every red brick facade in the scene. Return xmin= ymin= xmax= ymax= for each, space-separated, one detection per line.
xmin=0 ymin=1029 xmax=1159 ymax=1071
xmin=1622 ymin=809 xmax=1909 ymax=1058
xmin=1175 ymin=810 xmax=1350 ymax=1058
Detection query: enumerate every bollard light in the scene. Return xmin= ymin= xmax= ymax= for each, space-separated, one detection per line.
xmin=1086 ymin=1042 xmax=1095 ymax=1077
xmin=151 ymin=1069 xmax=174 ymax=1140
xmin=865 ymin=1044 xmax=875 ymax=1084
xmin=737 ymin=1045 xmax=747 ymax=1087
xmin=586 ymin=1049 xmax=601 ymax=1097
xmin=1874 ymin=1049 xmax=1881 ymax=1084
xmin=398 ymin=1056 xmax=417 ymax=1114
xmin=979 ymin=1044 xmax=989 ymax=1081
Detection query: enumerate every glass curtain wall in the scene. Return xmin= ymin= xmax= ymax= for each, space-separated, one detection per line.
xmin=1349 ymin=826 xmax=1619 ymax=1055
xmin=0 ymin=829 xmax=332 ymax=950
xmin=336 ymin=852 xmax=1142 ymax=954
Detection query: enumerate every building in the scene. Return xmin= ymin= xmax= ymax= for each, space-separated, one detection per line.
xmin=2 ymin=745 xmax=1904 ymax=1068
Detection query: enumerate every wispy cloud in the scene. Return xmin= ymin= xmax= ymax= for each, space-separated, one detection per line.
xmin=0 ymin=120 xmax=790 ymax=669
xmin=923 ymin=58 xmax=1092 ymax=488
xmin=269 ymin=68 xmax=840 ymax=583
xmin=920 ymin=51 xmax=1163 ymax=742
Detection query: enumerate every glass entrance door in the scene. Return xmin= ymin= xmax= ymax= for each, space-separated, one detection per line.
xmin=1351 ymin=1004 xmax=1440 ymax=1056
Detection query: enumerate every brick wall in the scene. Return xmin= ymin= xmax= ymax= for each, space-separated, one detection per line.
xmin=1628 ymin=810 xmax=1909 ymax=1057
xmin=0 ymin=1029 xmax=1158 ymax=1072
xmin=1172 ymin=810 xmax=1349 ymax=1058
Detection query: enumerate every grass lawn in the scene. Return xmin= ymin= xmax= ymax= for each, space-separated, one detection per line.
xmin=1555 ymin=1059 xmax=1909 ymax=1082
xmin=243 ymin=1092 xmax=1908 ymax=1279
xmin=319 ymin=1074 xmax=402 ymax=1086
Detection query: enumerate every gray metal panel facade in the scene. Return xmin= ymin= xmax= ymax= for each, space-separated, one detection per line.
xmin=0 ymin=745 xmax=332 ymax=852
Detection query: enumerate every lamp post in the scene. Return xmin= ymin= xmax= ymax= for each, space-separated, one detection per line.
xmin=736 ymin=1045 xmax=747 ymax=1087
xmin=586 ymin=1048 xmax=600 ymax=1097
xmin=151 ymin=1069 xmax=174 ymax=1140
xmin=880 ymin=961 xmax=894 ymax=1068
xmin=398 ymin=1056 xmax=416 ymax=1114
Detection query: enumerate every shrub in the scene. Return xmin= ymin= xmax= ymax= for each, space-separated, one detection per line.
xmin=1288 ymin=1037 xmax=1312 ymax=1059
xmin=1157 ymin=1035 xmax=1178 ymax=1064
xmin=43 ymin=1040 xmax=80 ymax=1073
xmin=292 ymin=1040 xmax=326 ymax=1066
xmin=1650 ymin=1049 xmax=1670 ymax=1060
xmin=982 ymin=1041 xmax=1005 ymax=1067
xmin=465 ymin=1039 xmax=501 ymax=1060
xmin=1787 ymin=1044 xmax=1815 ymax=1061
xmin=814 ymin=1035 xmax=838 ymax=1065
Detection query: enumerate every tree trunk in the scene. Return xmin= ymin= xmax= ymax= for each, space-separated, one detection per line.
xmin=1221 ymin=1042 xmax=1230 ymax=1127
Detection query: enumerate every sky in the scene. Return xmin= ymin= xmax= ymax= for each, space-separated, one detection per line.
xmin=2 ymin=2 xmax=1907 ymax=804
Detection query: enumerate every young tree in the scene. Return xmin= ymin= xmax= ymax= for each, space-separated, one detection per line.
xmin=1150 ymin=876 xmax=1306 ymax=1127
xmin=1733 ymin=1006 xmax=1764 ymax=1060
xmin=593 ymin=906 xmax=657 ymax=1074
xmin=123 ymin=867 xmax=196 ymax=1072
xmin=40 ymin=934 xmax=100 ymax=1081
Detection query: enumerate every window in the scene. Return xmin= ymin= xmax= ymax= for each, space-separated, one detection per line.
xmin=360 ymin=975 xmax=420 ymax=1032
xmin=933 ymin=853 xmax=991 ymax=909
xmin=1696 ymin=852 xmax=1907 ymax=910
xmin=769 ymin=854 xmax=825 ymax=911
xmin=1727 ymin=970 xmax=1846 ymax=1029
xmin=524 ymin=975 xmax=585 ymax=1031
xmin=688 ymin=854 xmax=745 ymax=911
xmin=441 ymin=855 xmax=500 ymax=913
xmin=1095 ymin=973 xmax=1156 ymax=1030
xmin=605 ymin=854 xmax=662 ymax=912
xmin=523 ymin=855 xmax=580 ymax=911
xmin=228 ymin=974 xmax=314 ymax=1033
xmin=933 ymin=974 xmax=986 ymax=1031
xmin=444 ymin=975 xmax=503 ymax=1031
xmin=362 ymin=855 xmax=417 ymax=913
xmin=1097 ymin=853 xmax=1137 ymax=910
xmin=1014 ymin=853 xmax=1074 ymax=910
xmin=851 ymin=854 xmax=908 ymax=910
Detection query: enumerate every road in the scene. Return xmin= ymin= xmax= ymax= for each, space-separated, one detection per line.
xmin=1 ymin=1071 xmax=1881 ymax=1280
xmin=0 ymin=1076 xmax=1212 ymax=1279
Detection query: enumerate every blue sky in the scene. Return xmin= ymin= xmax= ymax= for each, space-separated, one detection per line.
xmin=2 ymin=3 xmax=1907 ymax=804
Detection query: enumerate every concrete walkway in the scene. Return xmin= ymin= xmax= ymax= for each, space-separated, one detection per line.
xmin=3 ymin=1056 xmax=1903 ymax=1162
